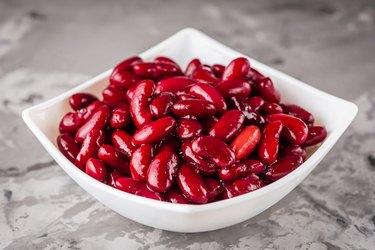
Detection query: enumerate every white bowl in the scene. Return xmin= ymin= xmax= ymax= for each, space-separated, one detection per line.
xmin=22 ymin=28 xmax=358 ymax=233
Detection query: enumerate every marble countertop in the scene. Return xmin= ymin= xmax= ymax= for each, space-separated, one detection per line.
xmin=1 ymin=0 xmax=375 ymax=249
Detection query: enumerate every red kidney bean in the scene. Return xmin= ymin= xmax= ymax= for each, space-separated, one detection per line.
xmin=222 ymin=182 xmax=237 ymax=199
xmin=246 ymin=96 xmax=265 ymax=112
xmin=75 ymin=128 xmax=105 ymax=171
xmin=266 ymin=113 xmax=308 ymax=145
xmin=263 ymin=102 xmax=283 ymax=115
xmin=264 ymin=156 xmax=304 ymax=182
xmin=59 ymin=112 xmax=85 ymax=134
xmin=132 ymin=116 xmax=177 ymax=145
xmin=115 ymin=177 xmax=164 ymax=201
xmin=132 ymin=62 xmax=159 ymax=78
xmin=112 ymin=56 xmax=142 ymax=74
xmin=69 ymin=93 xmax=98 ymax=111
xmin=191 ymin=136 xmax=235 ymax=167
xmin=165 ymin=186 xmax=192 ymax=204
xmin=154 ymin=56 xmax=180 ymax=69
xmin=204 ymin=178 xmax=224 ymax=200
xmin=242 ymin=108 xmax=266 ymax=127
xmin=147 ymin=150 xmax=179 ymax=193
xmin=230 ymin=125 xmax=261 ymax=160
xmin=110 ymin=106 xmax=131 ymax=129
xmin=154 ymin=134 xmax=181 ymax=154
xmin=280 ymin=145 xmax=307 ymax=160
xmin=107 ymin=171 xmax=124 ymax=187
xmin=57 ymin=133 xmax=80 ymax=162
xmin=111 ymin=130 xmax=138 ymax=158
xmin=150 ymin=93 xmax=176 ymax=118
xmin=208 ymin=110 xmax=245 ymax=142
xmin=222 ymin=57 xmax=251 ymax=81
xmin=157 ymin=62 xmax=183 ymax=77
xmin=303 ymin=126 xmax=327 ymax=147
xmin=102 ymin=86 xmax=128 ymax=103
xmin=216 ymin=80 xmax=251 ymax=99
xmin=75 ymin=106 xmax=111 ymax=143
xmin=189 ymin=83 xmax=227 ymax=114
xmin=130 ymin=80 xmax=155 ymax=128
xmin=282 ymin=104 xmax=314 ymax=125
xmin=219 ymin=160 xmax=264 ymax=181
xmin=130 ymin=144 xmax=154 ymax=181
xmin=258 ymin=121 xmax=283 ymax=164
xmin=177 ymin=163 xmax=209 ymax=204
xmin=192 ymin=68 xmax=220 ymax=84
xmin=172 ymin=99 xmax=216 ymax=118
xmin=247 ymin=68 xmax=265 ymax=83
xmin=212 ymin=64 xmax=225 ymax=78
xmin=177 ymin=118 xmax=203 ymax=140
xmin=110 ymin=70 xmax=141 ymax=90
xmin=185 ymin=58 xmax=202 ymax=77
xmin=85 ymin=158 xmax=108 ymax=182
xmin=181 ymin=141 xmax=218 ymax=175
xmin=78 ymin=100 xmax=104 ymax=120
xmin=254 ymin=77 xmax=280 ymax=103
xmin=98 ymin=145 xmax=130 ymax=174
xmin=233 ymin=175 xmax=264 ymax=195
xmin=201 ymin=116 xmax=218 ymax=133
xmin=177 ymin=93 xmax=196 ymax=101
xmin=125 ymin=84 xmax=136 ymax=103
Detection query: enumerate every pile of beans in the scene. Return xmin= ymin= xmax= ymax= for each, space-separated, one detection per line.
xmin=57 ymin=56 xmax=327 ymax=204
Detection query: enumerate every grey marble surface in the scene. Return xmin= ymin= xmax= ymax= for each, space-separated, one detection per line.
xmin=1 ymin=0 xmax=375 ymax=249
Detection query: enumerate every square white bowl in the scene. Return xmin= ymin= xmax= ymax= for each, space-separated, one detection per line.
xmin=22 ymin=28 xmax=357 ymax=233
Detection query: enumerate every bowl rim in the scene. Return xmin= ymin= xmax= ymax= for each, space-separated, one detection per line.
xmin=22 ymin=27 xmax=358 ymax=213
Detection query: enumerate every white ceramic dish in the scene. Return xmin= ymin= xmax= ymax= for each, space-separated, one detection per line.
xmin=22 ymin=28 xmax=357 ymax=233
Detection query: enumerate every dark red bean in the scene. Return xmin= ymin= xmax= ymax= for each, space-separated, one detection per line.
xmin=132 ymin=116 xmax=176 ymax=145
xmin=102 ymin=86 xmax=128 ymax=103
xmin=208 ymin=110 xmax=245 ymax=142
xmin=115 ymin=177 xmax=164 ymax=201
xmin=69 ymin=93 xmax=98 ymax=111
xmin=77 ymin=100 xmax=104 ymax=120
xmin=85 ymin=158 xmax=107 ymax=182
xmin=247 ymin=68 xmax=265 ymax=83
xmin=150 ymin=93 xmax=176 ymax=118
xmin=222 ymin=182 xmax=237 ymax=199
xmin=204 ymin=178 xmax=223 ymax=200
xmin=132 ymin=62 xmax=159 ymax=78
xmin=181 ymin=141 xmax=218 ymax=175
xmin=219 ymin=160 xmax=264 ymax=181
xmin=222 ymin=57 xmax=251 ymax=81
xmin=264 ymin=156 xmax=304 ymax=182
xmin=110 ymin=71 xmax=141 ymax=90
xmin=154 ymin=134 xmax=181 ymax=154
xmin=59 ymin=112 xmax=85 ymax=134
xmin=98 ymin=145 xmax=130 ymax=174
xmin=282 ymin=104 xmax=314 ymax=125
xmin=154 ymin=56 xmax=181 ymax=70
xmin=112 ymin=56 xmax=143 ymax=74
xmin=111 ymin=130 xmax=138 ymax=158
xmin=254 ymin=77 xmax=280 ymax=103
xmin=177 ymin=118 xmax=203 ymax=140
xmin=130 ymin=80 xmax=155 ymax=128
xmin=107 ymin=171 xmax=124 ymax=187
xmin=189 ymin=83 xmax=227 ymax=114
xmin=110 ymin=106 xmax=131 ymax=129
xmin=57 ymin=133 xmax=80 ymax=162
xmin=192 ymin=68 xmax=220 ymax=84
xmin=172 ymin=99 xmax=216 ymax=118
xmin=230 ymin=125 xmax=261 ymax=160
xmin=75 ymin=128 xmax=105 ymax=171
xmin=125 ymin=84 xmax=136 ymax=103
xmin=242 ymin=108 xmax=266 ymax=127
xmin=216 ymin=80 xmax=251 ymax=99
xmin=246 ymin=96 xmax=265 ymax=112
xmin=201 ymin=116 xmax=219 ymax=133
xmin=280 ymin=145 xmax=307 ymax=160
xmin=177 ymin=93 xmax=196 ymax=101
xmin=212 ymin=64 xmax=225 ymax=78
xmin=165 ymin=186 xmax=192 ymax=204
xmin=263 ymin=102 xmax=283 ymax=115
xmin=233 ymin=175 xmax=264 ymax=195
xmin=303 ymin=126 xmax=327 ymax=147
xmin=156 ymin=62 xmax=183 ymax=77
xmin=185 ymin=58 xmax=202 ymax=77
xmin=130 ymin=144 xmax=154 ymax=181
xmin=258 ymin=121 xmax=283 ymax=164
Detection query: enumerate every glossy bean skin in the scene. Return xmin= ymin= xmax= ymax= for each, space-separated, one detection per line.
xmin=191 ymin=136 xmax=235 ymax=167
xmin=172 ymin=99 xmax=217 ymax=118
xmin=110 ymin=70 xmax=141 ymax=90
xmin=130 ymin=144 xmax=154 ymax=181
xmin=130 ymin=80 xmax=155 ymax=128
xmin=177 ymin=93 xmax=196 ymax=101
xmin=233 ymin=175 xmax=264 ymax=195
xmin=263 ymin=102 xmax=283 ymax=115
xmin=246 ymin=96 xmax=265 ymax=112
xmin=126 ymin=84 xmax=136 ymax=103
xmin=155 ymin=76 xmax=196 ymax=95
xmin=111 ymin=130 xmax=138 ymax=158
xmin=177 ymin=163 xmax=209 ymax=204
xmin=212 ymin=64 xmax=225 ymax=78
xmin=177 ymin=118 xmax=203 ymax=140
xmin=165 ymin=186 xmax=192 ymax=204
xmin=154 ymin=134 xmax=181 ymax=154
xmin=216 ymin=80 xmax=251 ymax=99
xmin=57 ymin=133 xmax=80 ymax=163
xmin=59 ymin=112 xmax=85 ymax=134
xmin=258 ymin=121 xmax=283 ymax=164
xmin=132 ymin=62 xmax=159 ymax=78
xmin=264 ymin=156 xmax=304 ymax=182
xmin=110 ymin=106 xmax=131 ymax=129
xmin=78 ymin=100 xmax=105 ymax=120
xmin=150 ymin=93 xmax=176 ymax=118
xmin=75 ymin=128 xmax=105 ymax=171
xmin=228 ymin=96 xmax=266 ymax=127
xmin=132 ymin=116 xmax=177 ymax=145
xmin=219 ymin=160 xmax=264 ymax=181
xmin=181 ymin=141 xmax=218 ymax=175
xmin=147 ymin=150 xmax=179 ymax=193
xmin=115 ymin=177 xmax=164 ymax=201
xmin=282 ymin=104 xmax=314 ymax=125
xmin=154 ymin=56 xmax=181 ymax=70
xmin=98 ymin=145 xmax=130 ymax=174
xmin=221 ymin=182 xmax=238 ymax=199
xmin=303 ymin=126 xmax=327 ymax=147
xmin=69 ymin=93 xmax=98 ymax=111
xmin=266 ymin=113 xmax=308 ymax=145
xmin=201 ymin=116 xmax=218 ymax=133
xmin=192 ymin=68 xmax=220 ymax=84
xmin=102 ymin=86 xmax=128 ymax=103
xmin=230 ymin=125 xmax=261 ymax=160
xmin=204 ymin=178 xmax=224 ymax=200
xmin=185 ymin=58 xmax=202 ymax=77
xmin=254 ymin=77 xmax=280 ymax=103
xmin=222 ymin=57 xmax=251 ymax=81
xmin=208 ymin=110 xmax=245 ymax=142
xmin=280 ymin=145 xmax=307 ymax=160
xmin=157 ymin=62 xmax=183 ymax=77
xmin=107 ymin=171 xmax=124 ymax=187
xmin=85 ymin=158 xmax=107 ymax=182
xmin=189 ymin=83 xmax=227 ymax=114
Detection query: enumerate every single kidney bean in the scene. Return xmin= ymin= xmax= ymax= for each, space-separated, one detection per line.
xmin=208 ymin=110 xmax=245 ymax=142
xmin=201 ymin=116 xmax=218 ymax=133
xmin=154 ymin=134 xmax=181 ymax=154
xmin=181 ymin=141 xmax=218 ymax=175
xmin=258 ymin=121 xmax=283 ymax=164
xmin=247 ymin=68 xmax=265 ymax=83
xmin=107 ymin=171 xmax=124 ymax=187
xmin=130 ymin=80 xmax=155 ymax=128
xmin=219 ymin=160 xmax=264 ymax=181
xmin=132 ymin=62 xmax=159 ymax=78
xmin=78 ymin=100 xmax=104 ymax=120
xmin=165 ymin=186 xmax=192 ymax=204
xmin=155 ymin=76 xmax=197 ymax=95
xmin=110 ymin=106 xmax=131 ymax=129
xmin=266 ymin=113 xmax=308 ymax=145
xmin=233 ymin=175 xmax=264 ymax=195
xmin=75 ymin=106 xmax=111 ymax=143
xmin=185 ymin=58 xmax=202 ymax=77
xmin=192 ymin=68 xmax=220 ymax=84
xmin=154 ymin=56 xmax=181 ymax=70
xmin=279 ymin=145 xmax=307 ymax=160
xmin=102 ymin=86 xmax=128 ymax=103
xmin=150 ymin=93 xmax=176 ymax=118
xmin=147 ymin=150 xmax=179 ymax=193
xmin=132 ymin=116 xmax=177 ymax=145
xmin=177 ymin=118 xmax=203 ymax=140
xmin=111 ymin=130 xmax=138 ymax=158
xmin=230 ymin=125 xmax=261 ymax=160
xmin=177 ymin=163 xmax=209 ymax=204
xmin=264 ymin=156 xmax=304 ymax=182
xmin=110 ymin=70 xmax=141 ymax=90
xmin=69 ymin=93 xmax=98 ymax=111
xmin=263 ymin=102 xmax=283 ymax=115
xmin=156 ymin=62 xmax=183 ymax=77
xmin=115 ymin=177 xmax=164 ymax=201
xmin=130 ymin=144 xmax=154 ymax=181
xmin=303 ymin=126 xmax=327 ymax=147
xmin=191 ymin=136 xmax=235 ymax=167
xmin=254 ymin=77 xmax=280 ymax=103
xmin=282 ymin=104 xmax=314 ymax=125
xmin=98 ymin=145 xmax=130 ymax=174
xmin=125 ymin=84 xmax=136 ymax=103
xmin=172 ymin=99 xmax=217 ymax=118
xmin=222 ymin=57 xmax=251 ymax=81
xmin=216 ymin=80 xmax=251 ymax=99
xmin=246 ymin=96 xmax=265 ymax=112
xmin=112 ymin=56 xmax=142 ymax=74
xmin=204 ymin=178 xmax=224 ymax=200
xmin=212 ymin=64 xmax=225 ymax=78
xmin=75 ymin=128 xmax=105 ymax=171
xmin=189 ymin=83 xmax=227 ymax=114
xmin=57 ymin=133 xmax=80 ymax=162
xmin=222 ymin=182 xmax=237 ymax=199
xmin=85 ymin=158 xmax=108 ymax=182
xmin=59 ymin=112 xmax=85 ymax=134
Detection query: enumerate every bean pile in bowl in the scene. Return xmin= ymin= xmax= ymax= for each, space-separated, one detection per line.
xmin=57 ymin=56 xmax=327 ymax=204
